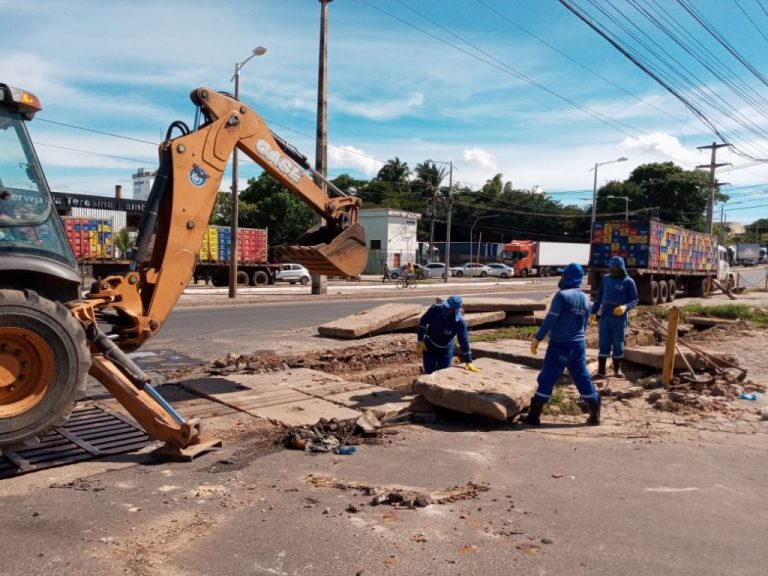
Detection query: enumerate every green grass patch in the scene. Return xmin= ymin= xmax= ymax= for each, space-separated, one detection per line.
xmin=470 ymin=326 xmax=538 ymax=343
xmin=543 ymin=385 xmax=583 ymax=416
xmin=647 ymin=303 xmax=767 ymax=325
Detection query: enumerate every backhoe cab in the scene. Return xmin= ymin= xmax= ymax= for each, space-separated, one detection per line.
xmin=0 ymin=84 xmax=367 ymax=456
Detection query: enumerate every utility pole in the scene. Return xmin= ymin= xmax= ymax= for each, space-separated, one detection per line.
xmin=312 ymin=0 xmax=332 ymax=295
xmin=427 ymin=183 xmax=436 ymax=263
xmin=443 ymin=161 xmax=453 ymax=284
xmin=697 ymin=142 xmax=729 ymax=235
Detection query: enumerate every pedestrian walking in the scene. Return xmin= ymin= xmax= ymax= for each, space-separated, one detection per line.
xmin=416 ymin=295 xmax=479 ymax=375
xmin=524 ymin=263 xmax=600 ymax=426
xmin=591 ymin=256 xmax=639 ymax=378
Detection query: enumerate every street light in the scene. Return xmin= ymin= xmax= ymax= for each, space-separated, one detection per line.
xmin=607 ymin=195 xmax=630 ymax=221
xmin=470 ymin=215 xmax=494 ymax=276
xmin=590 ymin=157 xmax=627 ymax=233
xmin=228 ymin=46 xmax=267 ymax=299
xmin=426 ymin=159 xmax=454 ymax=283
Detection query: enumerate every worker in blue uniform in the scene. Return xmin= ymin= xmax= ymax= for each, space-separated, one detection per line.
xmin=416 ymin=295 xmax=479 ymax=375
xmin=591 ymin=256 xmax=639 ymax=378
xmin=524 ymin=263 xmax=600 ymax=426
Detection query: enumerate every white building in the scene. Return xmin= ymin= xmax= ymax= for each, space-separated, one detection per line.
xmin=357 ymin=208 xmax=421 ymax=275
xmin=132 ymin=167 xmax=156 ymax=201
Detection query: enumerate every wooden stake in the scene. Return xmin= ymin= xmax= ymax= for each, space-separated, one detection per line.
xmin=662 ymin=307 xmax=680 ymax=386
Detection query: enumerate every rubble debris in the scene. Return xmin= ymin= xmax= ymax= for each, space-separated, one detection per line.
xmin=412 ymin=358 xmax=538 ymax=421
xmin=284 ymin=414 xmax=388 ymax=454
xmin=436 ymin=297 xmax=546 ymax=313
xmin=306 ymin=474 xmax=490 ymax=508
xmin=318 ymin=303 xmax=424 ymax=339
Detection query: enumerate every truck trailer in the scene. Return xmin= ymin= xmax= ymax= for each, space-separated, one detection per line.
xmin=589 ymin=220 xmax=733 ymax=305
xmin=501 ymin=240 xmax=590 ymax=277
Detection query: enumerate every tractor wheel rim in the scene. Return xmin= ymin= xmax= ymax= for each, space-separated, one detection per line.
xmin=0 ymin=328 xmax=55 ymax=417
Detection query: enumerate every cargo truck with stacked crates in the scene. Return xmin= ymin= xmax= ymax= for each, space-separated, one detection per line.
xmin=589 ymin=220 xmax=734 ymax=305
xmin=63 ymin=220 xmax=279 ymax=286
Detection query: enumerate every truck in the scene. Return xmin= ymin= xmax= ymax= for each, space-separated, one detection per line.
xmin=589 ymin=220 xmax=734 ymax=305
xmin=61 ymin=217 xmax=280 ymax=287
xmin=432 ymin=241 xmax=503 ymax=265
xmin=501 ymin=240 xmax=590 ymax=277
xmin=735 ymin=243 xmax=760 ymax=266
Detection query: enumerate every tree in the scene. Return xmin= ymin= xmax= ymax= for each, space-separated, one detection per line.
xmin=744 ymin=218 xmax=768 ymax=243
xmin=209 ymin=191 xmax=232 ymax=226
xmin=239 ymin=172 xmax=314 ymax=245
xmin=376 ymin=157 xmax=411 ymax=184
xmin=113 ymin=227 xmax=132 ymax=258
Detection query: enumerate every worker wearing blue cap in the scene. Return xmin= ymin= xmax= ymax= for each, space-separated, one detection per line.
xmin=590 ymin=256 xmax=639 ymax=378
xmin=525 ymin=263 xmax=600 ymax=426
xmin=416 ymin=295 xmax=479 ymax=374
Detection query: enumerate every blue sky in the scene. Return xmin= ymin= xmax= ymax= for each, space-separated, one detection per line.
xmin=3 ymin=0 xmax=768 ymax=224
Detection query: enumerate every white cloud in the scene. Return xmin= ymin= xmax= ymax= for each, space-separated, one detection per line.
xmin=463 ymin=148 xmax=498 ymax=172
xmin=621 ymin=133 xmax=700 ymax=165
xmin=333 ymin=93 xmax=425 ymax=121
xmin=328 ymin=144 xmax=382 ymax=177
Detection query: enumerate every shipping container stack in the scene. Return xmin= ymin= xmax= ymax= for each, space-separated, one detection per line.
xmin=62 ymin=217 xmax=113 ymax=259
xmin=591 ymin=220 xmax=716 ymax=272
xmin=198 ymin=225 xmax=268 ymax=263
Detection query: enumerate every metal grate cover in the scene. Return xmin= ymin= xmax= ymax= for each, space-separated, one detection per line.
xmin=0 ymin=406 xmax=152 ymax=478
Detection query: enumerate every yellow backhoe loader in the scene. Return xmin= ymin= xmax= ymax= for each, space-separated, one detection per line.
xmin=0 ymin=84 xmax=367 ymax=457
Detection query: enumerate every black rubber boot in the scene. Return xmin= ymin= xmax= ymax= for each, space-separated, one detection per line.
xmin=613 ymin=358 xmax=624 ymax=378
xmin=594 ymin=357 xmax=607 ymax=379
xmin=522 ymin=396 xmax=546 ymax=426
xmin=586 ymin=397 xmax=601 ymax=426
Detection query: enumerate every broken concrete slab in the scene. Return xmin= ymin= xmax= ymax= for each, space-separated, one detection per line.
xmin=623 ymin=346 xmax=708 ymax=371
xmin=472 ymin=338 xmax=598 ymax=370
xmin=180 ymin=375 xmax=361 ymax=427
xmin=501 ymin=313 xmax=537 ymax=326
xmin=318 ymin=303 xmax=424 ymax=339
xmin=688 ymin=316 xmax=740 ymax=328
xmin=412 ymin=357 xmax=538 ymax=421
xmin=378 ymin=310 xmax=507 ymax=334
xmin=436 ymin=297 xmax=546 ymax=312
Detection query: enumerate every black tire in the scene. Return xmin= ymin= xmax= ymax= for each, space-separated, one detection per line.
xmin=300 ymin=276 xmax=309 ymax=285
xmin=500 ymin=273 xmax=509 ymax=279
xmin=667 ymin=280 xmax=676 ymax=302
xmin=650 ymin=281 xmax=660 ymax=305
xmin=540 ymin=267 xmax=549 ymax=277
xmin=0 ymin=290 xmax=89 ymax=451
xmin=480 ymin=271 xmax=488 ymax=277
xmin=390 ymin=272 xmax=400 ymax=280
xmin=521 ymin=269 xmax=529 ymax=278
xmin=252 ymin=270 xmax=270 ymax=286
xmin=456 ymin=271 xmax=464 ymax=277
xmin=289 ymin=281 xmax=296 ymax=285
xmin=658 ymin=280 xmax=669 ymax=304
xmin=236 ymin=271 xmax=249 ymax=286
xmin=210 ymin=275 xmax=226 ymax=287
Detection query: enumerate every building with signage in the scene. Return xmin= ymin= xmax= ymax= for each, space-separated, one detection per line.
xmin=52 ymin=190 xmax=147 ymax=233
xmin=132 ymin=168 xmax=156 ymax=201
xmin=357 ymin=208 xmax=421 ymax=275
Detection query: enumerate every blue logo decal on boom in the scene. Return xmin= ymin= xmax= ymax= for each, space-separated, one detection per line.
xmin=189 ymin=164 xmax=209 ymax=187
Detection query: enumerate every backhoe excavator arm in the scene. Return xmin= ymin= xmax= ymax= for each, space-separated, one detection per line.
xmin=71 ymin=88 xmax=368 ymax=456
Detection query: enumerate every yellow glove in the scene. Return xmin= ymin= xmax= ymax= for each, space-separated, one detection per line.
xmin=530 ymin=339 xmax=540 ymax=355
xmin=416 ymin=341 xmax=426 ymax=355
xmin=613 ymin=305 xmax=627 ymax=317
xmin=465 ymin=363 xmax=480 ymax=372
xmin=590 ymin=314 xmax=598 ymax=326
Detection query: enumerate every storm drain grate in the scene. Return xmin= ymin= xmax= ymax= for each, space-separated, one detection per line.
xmin=0 ymin=406 xmax=152 ymax=478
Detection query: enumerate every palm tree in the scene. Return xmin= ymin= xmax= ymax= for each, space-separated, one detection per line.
xmin=113 ymin=227 xmax=132 ymax=258
xmin=376 ymin=157 xmax=411 ymax=184
xmin=413 ymin=161 xmax=445 ymax=190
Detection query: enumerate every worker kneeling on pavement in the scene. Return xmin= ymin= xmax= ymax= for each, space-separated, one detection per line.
xmin=591 ymin=256 xmax=639 ymax=378
xmin=416 ymin=295 xmax=478 ymax=375
xmin=525 ymin=263 xmax=600 ymax=426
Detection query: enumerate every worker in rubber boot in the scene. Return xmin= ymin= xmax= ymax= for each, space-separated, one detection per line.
xmin=591 ymin=256 xmax=639 ymax=378
xmin=416 ymin=295 xmax=479 ymax=375
xmin=524 ymin=263 xmax=600 ymax=426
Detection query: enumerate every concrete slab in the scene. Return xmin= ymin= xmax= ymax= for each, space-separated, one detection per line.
xmin=318 ymin=303 xmax=424 ymax=338
xmin=472 ymin=338 xmax=598 ymax=370
xmin=412 ymin=357 xmax=538 ymax=421
xmin=436 ymin=297 xmax=546 ymax=312
xmin=623 ymin=346 xmax=707 ymax=371
xmin=501 ymin=313 xmax=537 ymax=326
xmin=180 ymin=375 xmax=361 ymax=427
xmin=380 ymin=310 xmax=506 ymax=333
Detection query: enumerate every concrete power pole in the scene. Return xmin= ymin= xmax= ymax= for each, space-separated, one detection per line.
xmin=312 ymin=0 xmax=332 ymax=295
xmin=443 ymin=161 xmax=453 ymax=284
xmin=697 ymin=141 xmax=729 ymax=234
xmin=427 ymin=183 xmax=436 ymax=263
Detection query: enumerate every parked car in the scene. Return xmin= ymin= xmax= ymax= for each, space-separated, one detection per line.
xmin=389 ymin=263 xmax=429 ymax=280
xmin=424 ymin=262 xmax=447 ymax=279
xmin=276 ymin=263 xmax=310 ymax=285
xmin=486 ymin=263 xmax=514 ymax=278
xmin=449 ymin=263 xmax=492 ymax=277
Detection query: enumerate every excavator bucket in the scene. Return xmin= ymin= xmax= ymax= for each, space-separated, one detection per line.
xmin=275 ymin=222 xmax=367 ymax=277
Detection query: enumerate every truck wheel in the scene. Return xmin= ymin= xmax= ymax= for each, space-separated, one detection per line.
xmin=540 ymin=267 xmax=549 ymax=277
xmin=658 ymin=280 xmax=669 ymax=304
xmin=521 ymin=269 xmax=529 ymax=278
xmin=300 ymin=276 xmax=309 ymax=285
xmin=236 ymin=271 xmax=249 ymax=286
xmin=667 ymin=280 xmax=676 ymax=302
xmin=251 ymin=270 xmax=270 ymax=286
xmin=0 ymin=290 xmax=89 ymax=451
xmin=650 ymin=281 xmax=660 ymax=305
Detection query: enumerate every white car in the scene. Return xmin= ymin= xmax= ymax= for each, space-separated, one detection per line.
xmin=276 ymin=263 xmax=310 ymax=285
xmin=450 ymin=263 xmax=492 ymax=277
xmin=486 ymin=263 xmax=514 ymax=278
xmin=424 ymin=262 xmax=447 ymax=279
